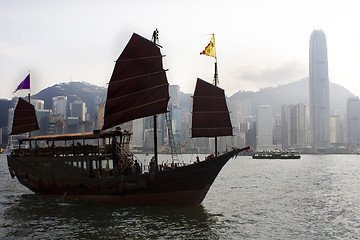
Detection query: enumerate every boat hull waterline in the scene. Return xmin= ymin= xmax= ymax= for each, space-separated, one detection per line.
xmin=8 ymin=147 xmax=248 ymax=204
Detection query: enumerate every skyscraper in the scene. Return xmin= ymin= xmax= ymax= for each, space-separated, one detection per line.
xmin=70 ymin=98 xmax=86 ymax=121
xmin=346 ymin=97 xmax=360 ymax=143
xmin=309 ymin=29 xmax=330 ymax=148
xmin=256 ymin=105 xmax=273 ymax=150
xmin=52 ymin=96 xmax=67 ymax=119
xmin=281 ymin=104 xmax=307 ymax=149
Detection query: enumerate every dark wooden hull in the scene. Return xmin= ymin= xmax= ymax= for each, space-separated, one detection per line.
xmin=7 ymin=148 xmax=245 ymax=204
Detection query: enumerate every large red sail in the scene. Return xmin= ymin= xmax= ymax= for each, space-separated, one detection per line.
xmin=192 ymin=78 xmax=232 ymax=137
xmin=10 ymin=98 xmax=39 ymax=135
xmin=102 ymin=33 xmax=169 ymax=130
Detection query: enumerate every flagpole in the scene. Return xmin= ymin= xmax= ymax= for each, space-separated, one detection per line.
xmin=28 ymin=71 xmax=32 ymax=138
xmin=28 ymin=73 xmax=32 ymax=139
xmin=213 ymin=34 xmax=218 ymax=156
xmin=28 ymin=92 xmax=32 ymax=139
xmin=214 ymin=58 xmax=218 ymax=156
xmin=13 ymin=72 xmax=34 ymax=140
xmin=200 ymin=33 xmax=219 ymax=156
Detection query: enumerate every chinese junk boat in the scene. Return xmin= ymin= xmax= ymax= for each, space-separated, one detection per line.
xmin=7 ymin=32 xmax=249 ymax=204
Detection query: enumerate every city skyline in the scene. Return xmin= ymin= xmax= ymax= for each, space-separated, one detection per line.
xmin=1 ymin=1 xmax=360 ymax=101
xmin=3 ymin=79 xmax=358 ymax=152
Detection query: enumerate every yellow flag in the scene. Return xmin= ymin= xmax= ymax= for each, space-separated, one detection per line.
xmin=200 ymin=34 xmax=216 ymax=58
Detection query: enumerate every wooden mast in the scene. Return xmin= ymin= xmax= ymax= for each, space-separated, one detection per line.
xmin=213 ymin=59 xmax=218 ymax=156
xmin=27 ymin=71 xmax=32 ymax=143
xmin=28 ymin=92 xmax=32 ymax=139
xmin=152 ymin=29 xmax=159 ymax=167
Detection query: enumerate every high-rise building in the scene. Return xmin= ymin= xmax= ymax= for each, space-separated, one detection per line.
xmin=131 ymin=118 xmax=144 ymax=150
xmin=309 ymin=29 xmax=330 ymax=148
xmin=169 ymin=85 xmax=180 ymax=107
xmin=97 ymin=105 xmax=105 ymax=130
xmin=281 ymin=104 xmax=307 ymax=149
xmin=273 ymin=113 xmax=282 ymax=146
xmin=30 ymin=99 xmax=44 ymax=110
xmin=168 ymin=85 xmax=182 ymax=145
xmin=256 ymin=105 xmax=273 ymax=150
xmin=52 ymin=96 xmax=67 ymax=119
xmin=330 ymin=115 xmax=342 ymax=145
xmin=346 ymin=97 xmax=360 ymax=143
xmin=35 ymin=109 xmax=52 ymax=136
xmin=70 ymin=98 xmax=86 ymax=121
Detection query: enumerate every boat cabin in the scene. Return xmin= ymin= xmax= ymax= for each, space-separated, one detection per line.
xmin=10 ymin=129 xmax=142 ymax=178
xmin=12 ymin=129 xmax=131 ymax=157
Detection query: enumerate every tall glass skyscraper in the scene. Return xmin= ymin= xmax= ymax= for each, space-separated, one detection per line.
xmin=309 ymin=29 xmax=330 ymax=148
xmin=281 ymin=104 xmax=307 ymax=149
xmin=346 ymin=97 xmax=360 ymax=144
xmin=256 ymin=105 xmax=273 ymax=150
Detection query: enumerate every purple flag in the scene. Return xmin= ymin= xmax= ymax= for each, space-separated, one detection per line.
xmin=14 ymin=74 xmax=30 ymax=93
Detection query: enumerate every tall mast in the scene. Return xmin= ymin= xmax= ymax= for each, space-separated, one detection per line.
xmin=152 ymin=29 xmax=159 ymax=167
xmin=28 ymin=92 xmax=32 ymax=138
xmin=28 ymin=71 xmax=32 ymax=138
xmin=200 ymin=33 xmax=219 ymax=156
xmin=213 ymin=59 xmax=218 ymax=156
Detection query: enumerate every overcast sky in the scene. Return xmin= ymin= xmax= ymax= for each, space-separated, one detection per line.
xmin=1 ymin=0 xmax=359 ymax=101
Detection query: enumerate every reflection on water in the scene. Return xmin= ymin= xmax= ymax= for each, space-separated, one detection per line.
xmin=2 ymin=194 xmax=218 ymax=239
xmin=2 ymin=154 xmax=360 ymax=239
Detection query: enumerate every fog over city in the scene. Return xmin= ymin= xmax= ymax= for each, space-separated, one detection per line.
xmin=1 ymin=0 xmax=360 ymax=100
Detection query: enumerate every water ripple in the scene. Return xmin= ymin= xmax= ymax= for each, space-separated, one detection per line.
xmin=2 ymin=154 xmax=360 ymax=239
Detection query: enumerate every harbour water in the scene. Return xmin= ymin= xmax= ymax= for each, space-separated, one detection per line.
xmin=1 ymin=153 xmax=360 ymax=239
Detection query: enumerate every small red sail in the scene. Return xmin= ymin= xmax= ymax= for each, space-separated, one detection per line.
xmin=192 ymin=78 xmax=232 ymax=137
xmin=10 ymin=98 xmax=39 ymax=135
xmin=102 ymin=33 xmax=170 ymax=130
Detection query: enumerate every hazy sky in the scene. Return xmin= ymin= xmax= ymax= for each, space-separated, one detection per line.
xmin=1 ymin=0 xmax=359 ymax=100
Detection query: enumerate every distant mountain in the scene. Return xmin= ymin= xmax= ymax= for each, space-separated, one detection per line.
xmin=32 ymin=82 xmax=107 ymax=119
xmin=231 ymin=77 xmax=354 ymax=115
xmin=0 ymin=82 xmax=107 ymax=130
xmin=180 ymin=78 xmax=355 ymax=116
xmin=0 ymin=79 xmax=355 ymax=132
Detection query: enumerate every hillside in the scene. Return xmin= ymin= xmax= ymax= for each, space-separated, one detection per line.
xmin=180 ymin=78 xmax=355 ymax=116
xmin=228 ymin=78 xmax=354 ymax=115
xmin=32 ymin=82 xmax=107 ymax=120
xmin=0 ymin=79 xmax=356 ymax=131
xmin=0 ymin=82 xmax=107 ymax=129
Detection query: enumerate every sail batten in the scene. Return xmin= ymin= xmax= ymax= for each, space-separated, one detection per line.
xmin=10 ymin=98 xmax=39 ymax=135
xmin=102 ymin=33 xmax=170 ymax=130
xmin=106 ymin=83 xmax=169 ymax=102
xmin=115 ymin=55 xmax=165 ymax=62
xmin=105 ymin=97 xmax=170 ymax=119
xmin=108 ymin=70 xmax=167 ymax=85
xmin=192 ymin=78 xmax=232 ymax=138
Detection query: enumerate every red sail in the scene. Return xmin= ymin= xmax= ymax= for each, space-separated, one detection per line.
xmin=102 ymin=33 xmax=169 ymax=130
xmin=192 ymin=78 xmax=232 ymax=137
xmin=10 ymin=98 xmax=39 ymax=135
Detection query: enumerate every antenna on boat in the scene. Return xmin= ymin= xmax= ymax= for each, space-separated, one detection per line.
xmin=213 ymin=60 xmax=219 ymax=87
xmin=152 ymin=28 xmax=159 ymax=44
